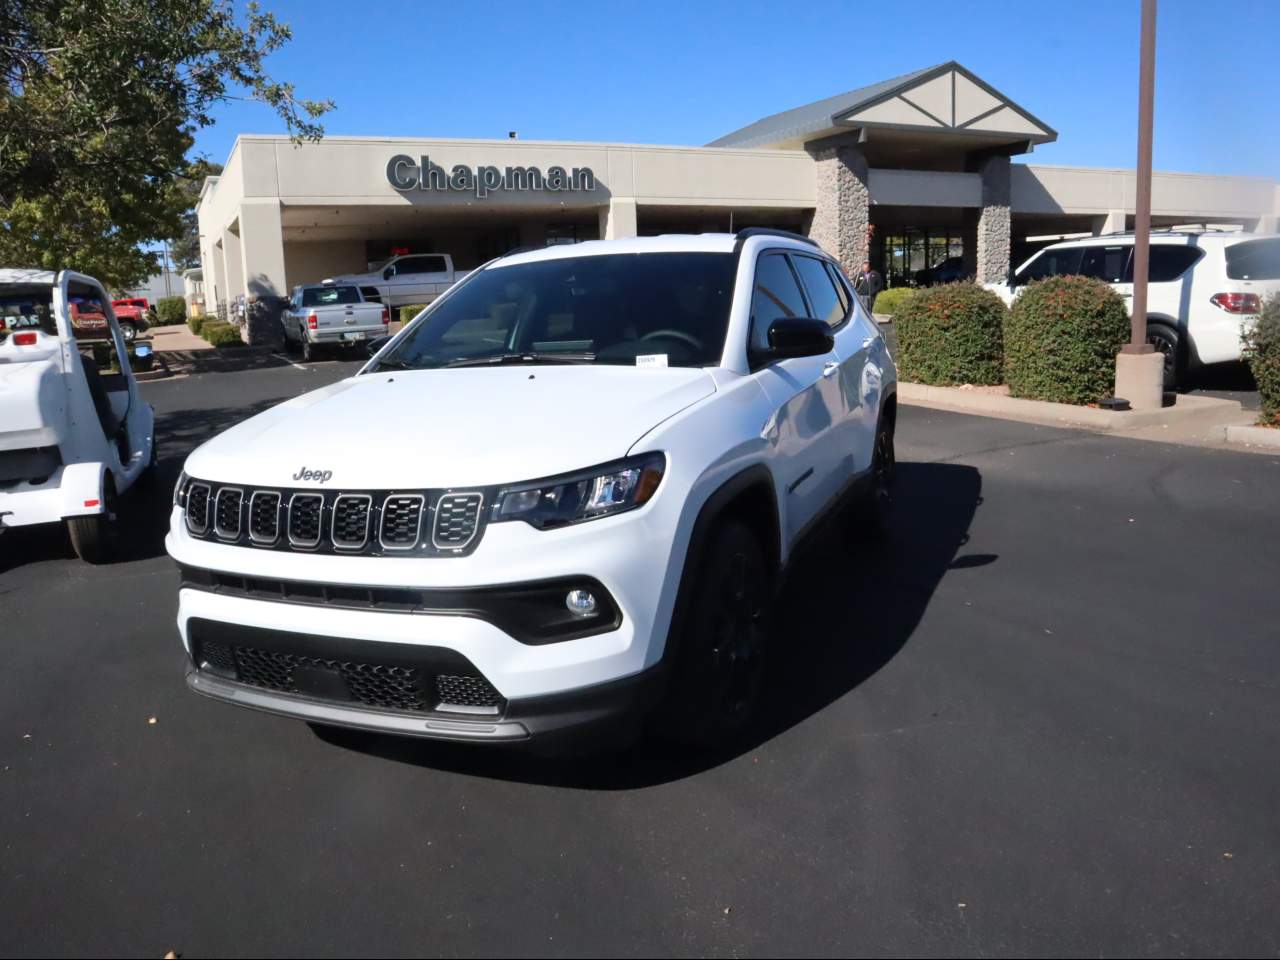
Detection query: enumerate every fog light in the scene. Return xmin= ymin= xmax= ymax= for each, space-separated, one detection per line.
xmin=565 ymin=589 xmax=597 ymax=618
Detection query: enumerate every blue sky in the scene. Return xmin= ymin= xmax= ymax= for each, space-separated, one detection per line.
xmin=194 ymin=0 xmax=1279 ymax=179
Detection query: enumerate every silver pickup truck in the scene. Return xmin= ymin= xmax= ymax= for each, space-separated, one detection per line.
xmin=282 ymin=282 xmax=389 ymax=361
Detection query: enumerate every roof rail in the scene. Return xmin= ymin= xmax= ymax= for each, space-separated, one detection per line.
xmin=734 ymin=227 xmax=819 ymax=248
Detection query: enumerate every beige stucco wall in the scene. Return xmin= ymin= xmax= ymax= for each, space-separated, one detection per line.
xmin=1013 ymin=164 xmax=1278 ymax=219
xmin=283 ymin=239 xmax=373 ymax=289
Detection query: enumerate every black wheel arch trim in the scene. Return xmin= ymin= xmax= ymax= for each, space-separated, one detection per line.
xmin=660 ymin=463 xmax=781 ymax=666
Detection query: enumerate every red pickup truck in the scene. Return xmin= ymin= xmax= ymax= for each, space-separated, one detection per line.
xmin=110 ymin=297 xmax=153 ymax=343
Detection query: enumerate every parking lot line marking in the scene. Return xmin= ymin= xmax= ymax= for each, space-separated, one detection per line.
xmin=273 ymin=353 xmax=306 ymax=371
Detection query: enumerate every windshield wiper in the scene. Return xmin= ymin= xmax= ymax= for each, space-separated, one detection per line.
xmin=368 ymin=356 xmax=417 ymax=372
xmin=442 ymin=352 xmax=596 ymax=368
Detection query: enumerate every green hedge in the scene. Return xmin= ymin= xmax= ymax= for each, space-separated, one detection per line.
xmin=873 ymin=286 xmax=918 ymax=319
xmin=155 ymin=296 xmax=187 ymax=326
xmin=1004 ymin=275 xmax=1129 ymax=404
xmin=1244 ymin=293 xmax=1280 ymax=426
xmin=200 ymin=322 xmax=242 ymax=347
xmin=399 ymin=304 xmax=427 ymax=324
xmin=893 ymin=282 xmax=1006 ymax=386
xmin=188 ymin=313 xmax=205 ymax=335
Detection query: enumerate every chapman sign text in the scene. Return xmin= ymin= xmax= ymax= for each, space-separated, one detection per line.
xmin=386 ymin=155 xmax=598 ymax=199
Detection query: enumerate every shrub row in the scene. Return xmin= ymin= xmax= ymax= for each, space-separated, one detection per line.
xmin=872 ymin=286 xmax=917 ymax=319
xmin=200 ymin=321 xmax=242 ymax=347
xmin=155 ymin=296 xmax=187 ymax=326
xmin=1004 ymin=276 xmax=1129 ymax=404
xmin=188 ymin=312 xmax=205 ymax=335
xmin=399 ymin=304 xmax=427 ymax=324
xmin=893 ymin=283 xmax=1004 ymax=386
xmin=893 ymin=276 xmax=1131 ymax=404
xmin=1244 ymin=293 xmax=1280 ymax=426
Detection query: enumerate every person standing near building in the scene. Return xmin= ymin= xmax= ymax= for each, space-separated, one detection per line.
xmin=853 ymin=260 xmax=884 ymax=312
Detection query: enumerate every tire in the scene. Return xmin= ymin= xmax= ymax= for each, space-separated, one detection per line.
xmin=1146 ymin=323 xmax=1183 ymax=392
xmin=855 ymin=408 xmax=897 ymax=540
xmin=659 ymin=519 xmax=771 ymax=748
xmin=302 ymin=336 xmax=315 ymax=363
xmin=119 ymin=321 xmax=137 ymax=344
xmin=66 ymin=481 xmax=116 ymax=563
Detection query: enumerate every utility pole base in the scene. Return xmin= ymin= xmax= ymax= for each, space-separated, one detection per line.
xmin=1115 ymin=351 xmax=1165 ymax=411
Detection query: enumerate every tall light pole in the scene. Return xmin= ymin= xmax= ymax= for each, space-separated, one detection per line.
xmin=1115 ymin=0 xmax=1165 ymax=409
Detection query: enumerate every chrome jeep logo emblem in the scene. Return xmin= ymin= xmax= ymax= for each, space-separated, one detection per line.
xmin=293 ymin=467 xmax=333 ymax=483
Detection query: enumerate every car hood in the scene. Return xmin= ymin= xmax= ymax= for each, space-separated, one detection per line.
xmin=184 ymin=365 xmax=716 ymax=488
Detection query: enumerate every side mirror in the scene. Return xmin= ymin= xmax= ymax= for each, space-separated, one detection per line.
xmin=764 ymin=318 xmax=834 ymax=360
xmin=383 ymin=266 xmax=394 ymax=281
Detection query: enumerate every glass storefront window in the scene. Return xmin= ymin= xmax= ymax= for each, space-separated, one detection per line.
xmin=878 ymin=228 xmax=968 ymax=288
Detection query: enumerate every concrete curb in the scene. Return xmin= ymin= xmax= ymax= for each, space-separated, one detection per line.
xmin=1224 ymin=424 xmax=1280 ymax=450
xmin=899 ymin=382 xmax=1243 ymax=432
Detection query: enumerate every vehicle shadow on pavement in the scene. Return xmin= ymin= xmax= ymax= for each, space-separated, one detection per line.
xmin=312 ymin=460 xmax=987 ymax=789
xmin=0 ymin=399 xmax=283 ymax=575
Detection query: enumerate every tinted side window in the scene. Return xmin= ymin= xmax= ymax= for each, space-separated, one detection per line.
xmin=1225 ymin=238 xmax=1280 ymax=280
xmin=791 ymin=255 xmax=847 ymax=328
xmin=1018 ymin=247 xmax=1084 ymax=283
xmin=824 ymin=261 xmax=852 ymax=313
xmin=1079 ymin=245 xmax=1133 ymax=284
xmin=398 ymin=255 xmax=448 ymax=275
xmin=1147 ymin=246 xmax=1202 ymax=282
xmin=749 ymin=253 xmax=808 ymax=351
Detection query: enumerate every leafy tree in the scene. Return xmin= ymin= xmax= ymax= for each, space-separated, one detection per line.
xmin=167 ymin=159 xmax=223 ymax=271
xmin=0 ymin=0 xmax=332 ymax=288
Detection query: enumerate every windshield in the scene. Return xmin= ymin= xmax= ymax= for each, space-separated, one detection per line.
xmin=302 ymin=285 xmax=361 ymax=307
xmin=0 ymin=288 xmax=57 ymax=345
xmin=377 ymin=252 xmax=736 ymax=370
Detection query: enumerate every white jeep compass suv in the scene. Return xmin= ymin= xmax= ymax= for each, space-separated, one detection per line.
xmin=165 ymin=231 xmax=898 ymax=751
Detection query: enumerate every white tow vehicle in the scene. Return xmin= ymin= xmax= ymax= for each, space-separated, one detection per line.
xmin=166 ymin=231 xmax=897 ymax=751
xmin=0 ymin=269 xmax=157 ymax=561
xmin=334 ymin=253 xmax=466 ymax=308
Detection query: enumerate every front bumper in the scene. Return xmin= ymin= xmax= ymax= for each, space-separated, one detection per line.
xmin=184 ymin=619 xmax=665 ymax=748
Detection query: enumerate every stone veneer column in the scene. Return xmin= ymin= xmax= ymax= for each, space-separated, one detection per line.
xmin=807 ymin=143 xmax=870 ymax=276
xmin=975 ymin=155 xmax=1011 ymax=285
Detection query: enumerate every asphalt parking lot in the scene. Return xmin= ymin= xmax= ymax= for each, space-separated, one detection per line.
xmin=3 ymin=360 xmax=1280 ymax=958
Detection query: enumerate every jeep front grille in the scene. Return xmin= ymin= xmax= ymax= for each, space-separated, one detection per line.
xmin=433 ymin=492 xmax=483 ymax=548
xmin=288 ymin=493 xmax=324 ymax=548
xmin=249 ymin=491 xmax=281 ymax=544
xmin=380 ymin=495 xmax=423 ymax=549
xmin=331 ymin=494 xmax=371 ymax=550
xmin=186 ymin=482 xmax=211 ymax=535
xmin=214 ymin=488 xmax=243 ymax=539
xmin=179 ymin=480 xmax=488 ymax=557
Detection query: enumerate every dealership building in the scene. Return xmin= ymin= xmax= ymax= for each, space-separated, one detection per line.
xmin=196 ymin=61 xmax=1279 ymax=318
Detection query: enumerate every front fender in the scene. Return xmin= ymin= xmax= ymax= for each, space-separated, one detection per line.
xmin=59 ymin=462 xmax=106 ymax=517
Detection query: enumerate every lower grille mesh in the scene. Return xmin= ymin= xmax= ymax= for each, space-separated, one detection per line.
xmin=196 ymin=639 xmax=503 ymax=714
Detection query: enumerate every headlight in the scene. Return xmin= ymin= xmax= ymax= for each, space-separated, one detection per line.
xmin=491 ymin=453 xmax=665 ymax=530
xmin=173 ymin=470 xmax=188 ymax=508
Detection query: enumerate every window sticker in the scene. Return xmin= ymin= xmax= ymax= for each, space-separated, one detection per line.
xmin=636 ymin=354 xmax=668 ymax=368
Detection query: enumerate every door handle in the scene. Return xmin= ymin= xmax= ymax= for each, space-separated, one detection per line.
xmin=822 ymin=361 xmax=840 ymax=378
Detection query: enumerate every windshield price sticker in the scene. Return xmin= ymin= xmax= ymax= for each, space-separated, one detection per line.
xmin=636 ymin=354 xmax=668 ymax=368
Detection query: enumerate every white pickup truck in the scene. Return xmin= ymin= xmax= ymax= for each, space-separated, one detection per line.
xmin=282 ymin=282 xmax=389 ymax=362
xmin=334 ymin=253 xmax=466 ymax=308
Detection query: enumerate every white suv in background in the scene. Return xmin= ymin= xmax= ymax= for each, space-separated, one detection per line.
xmin=986 ymin=232 xmax=1280 ymax=389
xmin=165 ymin=231 xmax=898 ymax=752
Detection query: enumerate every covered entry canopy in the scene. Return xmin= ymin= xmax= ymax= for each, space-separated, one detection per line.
xmin=709 ymin=61 xmax=1058 ymax=167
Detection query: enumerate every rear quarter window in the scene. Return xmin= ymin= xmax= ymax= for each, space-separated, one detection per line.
xmin=1148 ymin=246 xmax=1203 ymax=282
xmin=301 ymin=286 xmax=362 ymax=307
xmin=1225 ymin=238 xmax=1280 ymax=280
